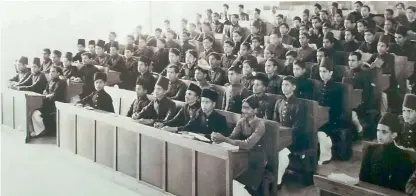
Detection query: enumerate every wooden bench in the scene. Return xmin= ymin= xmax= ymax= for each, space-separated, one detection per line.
xmin=340 ymin=78 xmax=363 ymax=120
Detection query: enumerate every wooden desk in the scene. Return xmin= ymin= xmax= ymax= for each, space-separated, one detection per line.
xmin=56 ymin=102 xmax=250 ymax=196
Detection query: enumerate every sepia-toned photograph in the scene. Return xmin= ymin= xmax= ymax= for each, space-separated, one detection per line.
xmin=1 ymin=1 xmax=416 ymax=195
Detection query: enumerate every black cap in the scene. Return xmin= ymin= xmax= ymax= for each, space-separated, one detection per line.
xmin=378 ymin=113 xmax=400 ymax=132
xmin=33 ymin=57 xmax=41 ymax=66
xmin=65 ymin=52 xmax=73 ymax=61
xmin=97 ymin=39 xmax=105 ymax=48
xmin=187 ymin=83 xmax=202 ymax=96
xmin=88 ymin=40 xmax=95 ymax=46
xmin=201 ymin=88 xmax=219 ymax=102
xmin=395 ymin=25 xmax=408 ymax=37
xmin=53 ymin=50 xmax=62 ymax=57
xmin=155 ymin=76 xmax=169 ymax=90
xmin=18 ymin=56 xmax=28 ymax=65
xmin=78 ymin=39 xmax=86 ymax=47
xmin=253 ymin=72 xmax=270 ymax=86
xmin=109 ymin=41 xmax=119 ymax=50
xmin=94 ymin=72 xmax=107 ymax=82
xmin=138 ymin=56 xmax=151 ymax=65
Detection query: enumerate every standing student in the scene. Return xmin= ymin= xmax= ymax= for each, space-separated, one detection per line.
xmin=156 ymin=83 xmax=201 ymax=130
xmin=77 ymin=52 xmax=99 ymax=99
xmin=264 ymin=58 xmax=283 ymax=95
xmin=41 ymin=48 xmax=53 ymax=73
xmin=220 ymin=40 xmax=237 ymax=70
xmin=124 ymin=44 xmax=138 ymax=90
xmin=136 ymin=76 xmax=176 ymax=125
xmin=9 ymin=56 xmax=30 ymax=87
xmin=51 ymin=50 xmax=63 ymax=67
xmin=88 ymin=40 xmax=97 ymax=59
xmin=180 ymin=49 xmax=198 ymax=80
xmin=104 ymin=32 xmax=117 ymax=53
xmin=73 ymin=39 xmax=86 ymax=63
xmin=165 ymin=65 xmax=187 ymax=101
xmin=398 ymin=94 xmax=416 ymax=151
xmin=242 ymin=60 xmax=255 ymax=91
xmin=223 ymin=66 xmax=251 ymax=114
xmin=127 ymin=78 xmax=151 ymax=119
xmin=360 ymin=113 xmax=414 ymax=192
xmin=76 ymin=72 xmax=114 ymax=113
xmin=247 ymin=73 xmax=276 ymax=120
xmin=93 ymin=39 xmax=111 ymax=67
xmin=293 ymin=60 xmax=314 ymax=100
xmin=151 ymin=38 xmax=170 ymax=73
xmin=14 ymin=58 xmax=47 ymax=94
xmin=135 ymin=56 xmax=156 ymax=94
xmin=62 ymin=52 xmax=78 ymax=79
xmin=208 ymin=52 xmax=227 ymax=86
xmin=31 ymin=66 xmax=67 ymax=137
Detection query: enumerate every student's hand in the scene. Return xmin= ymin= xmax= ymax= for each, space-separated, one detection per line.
xmin=59 ymin=75 xmax=66 ymax=80
xmin=75 ymin=103 xmax=83 ymax=107
xmin=43 ymin=90 xmax=47 ymax=95
xmin=70 ymin=76 xmax=75 ymax=80
xmin=154 ymin=122 xmax=164 ymax=129
xmin=211 ymin=132 xmax=226 ymax=143
xmin=132 ymin=113 xmax=139 ymax=120
xmin=161 ymin=126 xmax=177 ymax=132
xmin=137 ymin=119 xmax=153 ymax=125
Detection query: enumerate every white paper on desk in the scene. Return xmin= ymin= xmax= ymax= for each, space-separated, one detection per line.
xmin=217 ymin=143 xmax=240 ymax=151
xmin=328 ymin=173 xmax=359 ymax=185
xmin=187 ymin=132 xmax=211 ymax=142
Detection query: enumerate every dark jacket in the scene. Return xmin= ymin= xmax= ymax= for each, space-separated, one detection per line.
xmin=16 ymin=72 xmax=48 ymax=94
xmin=78 ymin=89 xmax=115 ymax=113
xmin=249 ymin=93 xmax=276 ymax=120
xmin=389 ymin=41 xmax=416 ymax=61
xmin=78 ymin=64 xmax=99 ymax=98
xmin=151 ymin=48 xmax=170 ymax=73
xmin=135 ymin=71 xmax=156 ymax=94
xmin=315 ymin=79 xmax=343 ymax=123
xmin=73 ymin=51 xmax=86 ymax=63
xmin=209 ymin=67 xmax=227 ymax=86
xmin=397 ymin=120 xmax=416 ymax=151
xmin=41 ymin=59 xmax=53 ymax=73
xmin=178 ymin=110 xmax=230 ymax=137
xmin=164 ymin=102 xmax=201 ymax=127
xmin=93 ymin=54 xmax=111 ymax=67
xmin=41 ymin=78 xmax=68 ymax=113
xmin=63 ymin=66 xmax=79 ymax=79
xmin=222 ymin=83 xmax=251 ymax=114
xmin=137 ymin=96 xmax=176 ymax=122
xmin=165 ymin=79 xmax=187 ymax=101
xmin=359 ymin=41 xmax=378 ymax=54
xmin=9 ymin=71 xmax=31 ymax=85
xmin=295 ymin=74 xmax=314 ymax=100
xmin=267 ymin=74 xmax=283 ymax=95
xmin=126 ymin=96 xmax=151 ymax=117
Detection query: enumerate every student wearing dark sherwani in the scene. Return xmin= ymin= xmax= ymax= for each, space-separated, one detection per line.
xmin=225 ymin=14 xmax=241 ymax=39
xmin=221 ymin=40 xmax=237 ymax=70
xmin=343 ymin=29 xmax=360 ymax=52
xmin=51 ymin=50 xmax=63 ymax=68
xmin=281 ymin=51 xmax=297 ymax=76
xmin=162 ymin=88 xmax=230 ymax=140
xmin=77 ymin=52 xmax=99 ymax=99
xmin=73 ymin=39 xmax=87 ymax=63
xmin=358 ymin=29 xmax=378 ymax=54
xmin=247 ymin=73 xmax=276 ymax=120
xmin=407 ymin=170 xmax=416 ymax=196
xmin=151 ymin=38 xmax=170 ymax=74
xmin=212 ymin=96 xmax=267 ymax=195
xmin=199 ymin=36 xmax=215 ymax=62
xmin=108 ymin=41 xmax=128 ymax=89
xmin=124 ymin=44 xmax=139 ymax=91
xmin=242 ymin=60 xmax=255 ymax=91
xmin=104 ymin=32 xmax=117 ymax=54
xmin=293 ymin=60 xmax=314 ymax=100
xmin=360 ymin=113 xmax=414 ymax=192
xmin=244 ymin=20 xmax=264 ymax=46
xmin=127 ymin=78 xmax=151 ymax=119
xmin=160 ymin=48 xmax=183 ymax=76
xmin=208 ymin=52 xmax=227 ymax=86
xmin=389 ymin=26 xmax=416 ymax=61
xmin=93 ymin=40 xmax=111 ymax=67
xmin=134 ymin=36 xmax=154 ymax=59
xmin=62 ymin=52 xmax=78 ymax=79
xmin=180 ymin=32 xmax=196 ymax=63
xmin=9 ymin=56 xmax=31 ymax=86
xmin=156 ymin=83 xmax=201 ymax=130
xmin=264 ymin=58 xmax=283 ymax=95
xmin=180 ymin=49 xmax=198 ymax=81
xmin=14 ymin=58 xmax=47 ymax=94
xmin=212 ymin=12 xmax=224 ymax=33
xmin=136 ymin=76 xmax=176 ymax=126
xmin=31 ymin=66 xmax=67 ymax=137
xmin=165 ymin=65 xmax=187 ymax=101
xmin=135 ymin=56 xmax=156 ymax=94
xmin=88 ymin=40 xmax=97 ymax=60
xmin=398 ymin=94 xmax=416 ymax=151
xmin=222 ymin=66 xmax=251 ymax=114
xmin=232 ymin=42 xmax=258 ymax=69
xmin=296 ymin=33 xmax=314 ymax=63
xmin=76 ymin=72 xmax=114 ymax=113
xmin=41 ymin=48 xmax=53 ymax=73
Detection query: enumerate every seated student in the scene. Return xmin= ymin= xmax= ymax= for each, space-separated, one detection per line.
xmin=232 ymin=42 xmax=258 ymax=69
xmin=127 ymin=78 xmax=151 ymax=119
xmin=242 ymin=60 xmax=255 ymax=90
xmin=253 ymin=8 xmax=266 ymax=36
xmin=407 ymin=170 xmax=416 ymax=195
xmin=244 ymin=20 xmax=264 ymax=46
xmin=166 ymin=30 xmax=181 ymax=50
xmin=273 ymin=14 xmax=284 ymax=30
xmin=180 ymin=32 xmax=196 ymax=62
xmin=359 ymin=29 xmax=379 ymax=54
xmin=161 ymin=48 xmax=182 ymax=76
xmin=332 ymin=9 xmax=345 ymax=31
xmin=265 ymin=58 xmax=283 ymax=95
xmin=359 ymin=113 xmax=414 ymax=192
xmin=151 ymin=38 xmax=170 ymax=73
xmin=251 ymin=36 xmax=264 ymax=58
xmin=269 ymin=32 xmax=288 ymax=60
xmin=225 ymin=14 xmax=241 ymax=38
xmin=9 ymin=56 xmax=30 ymax=87
xmin=136 ymin=76 xmax=176 ymax=125
xmin=88 ymin=40 xmax=97 ymax=59
xmin=76 ymin=52 xmax=99 ymax=99
xmin=281 ymin=50 xmax=297 ymax=76
xmin=280 ymin=23 xmax=296 ymax=46
xmin=319 ymin=10 xmax=331 ymax=27
xmin=274 ymin=76 xmax=308 ymax=184
xmin=258 ymin=44 xmax=276 ymax=72
xmin=347 ymin=1 xmax=363 ymax=23
xmin=187 ymin=23 xmax=198 ymax=40
xmin=382 ymin=19 xmax=396 ymax=44
xmin=302 ymin=10 xmax=312 ymax=28
xmin=51 ymin=50 xmax=63 ymax=67
xmin=343 ymin=29 xmax=360 ymax=52
xmin=163 ymin=88 xmax=230 ymax=138
xmin=322 ymin=32 xmax=340 ymax=59
xmin=76 ymin=72 xmax=114 ymax=113
xmin=196 ymin=22 xmax=215 ymax=43
xmin=309 ymin=16 xmax=324 ymax=49
xmin=221 ymin=40 xmax=237 ymax=70
xmin=125 ymin=35 xmax=139 ymax=55
xmin=212 ymin=12 xmax=224 ymax=33
xmin=108 ymin=41 xmax=128 ymax=87
xmin=310 ymin=48 xmax=327 ymax=80
xmin=156 ymin=83 xmax=201 ymax=130
xmin=355 ymin=19 xmax=368 ymax=42
xmin=124 ymin=44 xmax=138 ymax=90
xmin=231 ymin=30 xmax=243 ymax=56
xmin=41 ymin=48 xmax=53 ymax=73
xmin=293 ymin=60 xmax=314 ymax=100
xmin=340 ymin=16 xmax=357 ymax=41
xmin=93 ymin=39 xmax=110 ymax=67
xmin=180 ymin=49 xmax=198 ymax=80
xmin=31 ymin=66 xmax=67 ymax=137
xmin=360 ymin=5 xmax=376 ymax=30
xmin=62 ymin=52 xmax=78 ymax=79
xmin=146 ymin=28 xmax=162 ymax=47
xmin=223 ymin=66 xmax=251 ymax=114
xmin=247 ymin=73 xmax=275 ymax=120
xmin=134 ymin=36 xmax=154 ymax=59
xmin=389 ymin=26 xmax=415 ymax=61
xmin=212 ymin=95 xmax=267 ymax=195
xmin=13 ymin=57 xmax=47 ymax=94
xmin=135 ymin=56 xmax=156 ymax=94
xmin=208 ymin=53 xmax=227 ymax=86
xmin=104 ymin=32 xmax=117 ymax=53
xmin=165 ymin=65 xmax=187 ymax=101
xmin=194 ymin=66 xmax=212 ymax=89
xmin=398 ymin=94 xmax=416 ymax=151
xmin=407 ymin=6 xmax=416 ymax=33
xmin=296 ymin=33 xmax=314 ymax=62
xmin=289 ymin=16 xmax=301 ymax=39
xmin=199 ymin=35 xmax=215 ymax=62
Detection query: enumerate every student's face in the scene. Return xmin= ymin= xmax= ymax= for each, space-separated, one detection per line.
xmin=254 ymin=12 xmax=260 ymax=19
xmin=252 ymin=80 xmax=266 ymax=94
xmin=241 ymin=101 xmax=255 ymax=118
xmin=203 ymin=39 xmax=213 ymax=49
xmin=317 ymin=52 xmax=325 ymax=63
xmin=63 ymin=58 xmax=71 ymax=67
xmin=293 ymin=64 xmax=306 ymax=78
xmin=377 ymin=42 xmax=388 ymax=53
xmin=361 ymin=7 xmax=369 ymax=17
xmin=42 ymin=51 xmax=50 ymax=59
xmin=384 ymin=21 xmax=393 ymax=31
xmin=264 ymin=60 xmax=276 ymax=75
xmin=395 ymin=34 xmax=406 ymax=45
xmin=322 ymin=26 xmax=331 ymax=34
xmin=94 ymin=79 xmax=105 ymax=91
xmin=232 ymin=33 xmax=242 ymax=42
xmin=354 ymin=3 xmax=362 ymax=12
xmin=312 ymin=19 xmax=321 ymax=29
xmin=345 ymin=31 xmax=354 ymax=41
xmin=213 ymin=14 xmax=219 ymax=21
xmin=323 ymin=39 xmax=333 ymax=49
xmin=96 ymin=46 xmax=104 ymax=55
xmin=319 ymin=12 xmax=328 ymax=20
xmin=52 ymin=54 xmax=60 ymax=63
xmin=263 ymin=49 xmax=273 ymax=59
xmin=157 ymin=40 xmax=165 ymax=49
xmin=78 ymin=45 xmax=85 ymax=52
xmin=109 ymin=34 xmax=116 ymax=41
xmin=239 ymin=45 xmax=249 ymax=56
xmin=164 ymin=22 xmax=170 ymax=29
xmin=397 ymin=5 xmax=405 ymax=14
xmin=344 ymin=20 xmax=354 ymax=29
xmin=403 ymin=107 xmax=416 ymax=124
xmin=314 ymin=6 xmax=320 ymax=15
xmin=302 ymin=13 xmax=308 ymax=21
xmin=276 ymin=16 xmax=283 ymax=24
xmin=209 ymin=56 xmax=220 ymax=68
xmin=228 ymin=71 xmax=240 ymax=83
xmin=335 ymin=14 xmax=343 ymax=23
xmin=88 ymin=45 xmax=95 ymax=53
xmin=49 ymin=67 xmax=59 ymax=79
xmin=250 ymin=26 xmax=259 ymax=34
xmin=127 ymin=37 xmax=134 ymax=44
xmin=138 ymin=61 xmax=148 ymax=73
xmin=223 ymin=6 xmax=228 ymax=12
xmin=281 ymin=80 xmax=296 ymax=95
xmin=194 ymin=69 xmax=206 ymax=81
xmin=242 ymin=63 xmax=253 ymax=76
xmin=406 ymin=9 xmax=415 ymax=21
xmin=223 ymin=43 xmax=233 ymax=54
xmin=286 ymin=55 xmax=295 ymax=64
xmin=299 ymin=26 xmax=308 ymax=34
xmin=231 ymin=15 xmax=238 ymax=23
xmin=252 ymin=39 xmax=260 ymax=48
xmin=279 ymin=25 xmax=288 ymax=35
xmin=155 ymin=31 xmax=162 ymax=38
xmin=201 ymin=97 xmax=215 ymax=113
xmin=154 ymin=85 xmax=166 ymax=99
xmin=181 ymin=33 xmax=190 ymax=42
xmin=357 ymin=22 xmax=365 ymax=32
xmin=269 ymin=34 xmax=279 ymax=44
xmin=293 ymin=20 xmax=301 ymax=28
xmin=167 ymin=32 xmax=175 ymax=40
xmin=299 ymin=34 xmax=309 ymax=46
xmin=169 ymin=53 xmax=179 ymax=63
xmin=364 ymin=32 xmax=374 ymax=43
xmin=384 ymin=11 xmax=393 ymax=19
xmin=31 ymin=65 xmax=40 ymax=74
xmin=82 ymin=55 xmax=91 ymax=65
xmin=135 ymin=85 xmax=147 ymax=97
xmin=138 ymin=39 xmax=146 ymax=48
xmin=319 ymin=67 xmax=333 ymax=81
xmin=185 ymin=52 xmax=196 ymax=64
xmin=17 ymin=62 xmax=25 ymax=71
xmin=125 ymin=50 xmax=133 ymax=58
xmin=166 ymin=67 xmax=178 ymax=81
xmin=110 ymin=47 xmax=118 ymax=56
xmin=348 ymin=55 xmax=360 ymax=69
xmin=376 ymin=124 xmax=396 ymax=144
xmin=185 ymin=90 xmax=198 ymax=104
